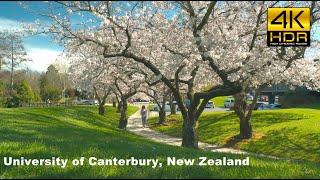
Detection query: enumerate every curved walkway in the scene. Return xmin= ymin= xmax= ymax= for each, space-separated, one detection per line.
xmin=127 ymin=105 xmax=269 ymax=156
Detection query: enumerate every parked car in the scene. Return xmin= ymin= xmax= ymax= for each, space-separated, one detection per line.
xmin=267 ymin=104 xmax=281 ymax=110
xmin=172 ymin=101 xmax=180 ymax=111
xmin=177 ymin=100 xmax=191 ymax=111
xmin=151 ymin=106 xmax=160 ymax=111
xmin=224 ymin=98 xmax=235 ymax=108
xmin=205 ymin=101 xmax=214 ymax=108
xmin=91 ymin=100 xmax=99 ymax=105
xmin=246 ymin=95 xmax=254 ymax=101
xmin=155 ymin=101 xmax=180 ymax=112
xmin=246 ymin=104 xmax=252 ymax=110
xmin=133 ymin=98 xmax=149 ymax=102
xmin=254 ymin=103 xmax=268 ymax=110
xmin=259 ymin=96 xmax=269 ymax=102
xmin=72 ymin=100 xmax=81 ymax=105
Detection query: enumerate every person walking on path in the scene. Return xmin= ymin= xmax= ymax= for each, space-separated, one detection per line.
xmin=140 ymin=105 xmax=148 ymax=128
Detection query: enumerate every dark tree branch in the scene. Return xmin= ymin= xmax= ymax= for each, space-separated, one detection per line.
xmin=195 ymin=98 xmax=210 ymax=120
xmin=196 ymin=1 xmax=217 ymax=31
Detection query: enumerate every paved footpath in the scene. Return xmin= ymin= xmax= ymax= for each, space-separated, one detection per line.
xmin=127 ymin=105 xmax=250 ymax=155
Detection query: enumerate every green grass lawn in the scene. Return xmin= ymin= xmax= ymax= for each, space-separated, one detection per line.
xmin=210 ymin=96 xmax=251 ymax=107
xmin=148 ymin=104 xmax=320 ymax=162
xmin=147 ymin=104 xmax=157 ymax=111
xmin=0 ymin=106 xmax=319 ymax=178
xmin=211 ymin=96 xmax=231 ymax=107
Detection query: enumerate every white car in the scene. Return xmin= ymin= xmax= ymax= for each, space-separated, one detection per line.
xmin=92 ymin=100 xmax=99 ymax=105
xmin=155 ymin=101 xmax=179 ymax=112
xmin=224 ymin=98 xmax=235 ymax=108
xmin=246 ymin=95 xmax=254 ymax=101
xmin=205 ymin=101 xmax=214 ymax=108
xmin=72 ymin=100 xmax=81 ymax=105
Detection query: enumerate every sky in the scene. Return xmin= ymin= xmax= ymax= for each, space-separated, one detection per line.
xmin=0 ymin=1 xmax=64 ymax=72
xmin=0 ymin=1 xmax=319 ymax=72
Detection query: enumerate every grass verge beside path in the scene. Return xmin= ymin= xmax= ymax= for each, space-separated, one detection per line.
xmin=148 ymin=104 xmax=320 ymax=162
xmin=0 ymin=105 xmax=319 ymax=178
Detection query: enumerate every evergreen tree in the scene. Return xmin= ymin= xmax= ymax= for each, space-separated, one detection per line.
xmin=33 ymin=90 xmax=42 ymax=102
xmin=15 ymin=80 xmax=34 ymax=106
xmin=0 ymin=80 xmax=8 ymax=107
xmin=39 ymin=74 xmax=60 ymax=102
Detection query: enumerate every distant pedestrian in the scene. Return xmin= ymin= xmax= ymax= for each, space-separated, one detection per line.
xmin=141 ymin=105 xmax=148 ymax=128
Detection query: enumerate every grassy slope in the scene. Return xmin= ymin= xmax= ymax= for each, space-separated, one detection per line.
xmin=147 ymin=104 xmax=157 ymax=111
xmin=211 ymin=96 xmax=230 ymax=107
xmin=0 ymin=106 xmax=319 ymax=178
xmin=211 ymin=96 xmax=252 ymax=107
xmin=148 ymin=104 xmax=320 ymax=162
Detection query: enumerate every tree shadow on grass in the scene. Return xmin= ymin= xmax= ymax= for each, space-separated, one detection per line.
xmin=295 ymin=103 xmax=320 ymax=110
xmin=0 ymin=107 xmax=181 ymax=159
xmin=240 ymin=127 xmax=320 ymax=162
xmin=250 ymin=112 xmax=306 ymax=127
xmin=222 ymin=133 xmax=266 ymax=148
xmin=200 ymin=113 xmax=236 ymax=126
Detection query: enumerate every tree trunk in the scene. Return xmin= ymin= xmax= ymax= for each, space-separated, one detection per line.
xmin=234 ymin=86 xmax=263 ymax=139
xmin=169 ymin=94 xmax=176 ymax=115
xmin=99 ymin=104 xmax=105 ymax=116
xmin=118 ymin=100 xmax=128 ymax=129
xmin=234 ymin=92 xmax=253 ymax=139
xmin=158 ymin=108 xmax=166 ymax=124
xmin=182 ymin=116 xmax=198 ymax=148
xmin=158 ymin=97 xmax=167 ymax=124
xmin=112 ymin=98 xmax=116 ymax=108
xmin=117 ymin=100 xmax=122 ymax=113
xmin=181 ymin=100 xmax=199 ymax=148
xmin=93 ymin=86 xmax=109 ymax=116
xmin=10 ymin=39 xmax=14 ymax=94
xmin=240 ymin=116 xmax=252 ymax=139
xmin=10 ymin=59 xmax=13 ymax=93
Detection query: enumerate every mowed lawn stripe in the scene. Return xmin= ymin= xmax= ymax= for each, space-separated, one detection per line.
xmin=0 ymin=105 xmax=319 ymax=178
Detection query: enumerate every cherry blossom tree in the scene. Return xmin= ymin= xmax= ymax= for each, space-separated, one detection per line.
xmin=230 ymin=1 xmax=320 ymax=139
xmin=67 ymin=43 xmax=146 ymax=122
xmin=19 ymin=1 xmax=241 ymax=148
xmin=110 ymin=59 xmax=146 ymax=129
xmin=67 ymin=43 xmax=115 ymax=116
xmin=21 ymin=1 xmax=320 ymax=148
xmin=139 ymin=82 xmax=171 ymax=124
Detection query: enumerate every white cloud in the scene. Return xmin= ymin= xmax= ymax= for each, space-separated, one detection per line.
xmin=0 ymin=17 xmax=24 ymax=31
xmin=23 ymin=47 xmax=62 ymax=72
xmin=0 ymin=17 xmax=48 ymax=36
xmin=0 ymin=18 xmax=62 ymax=72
